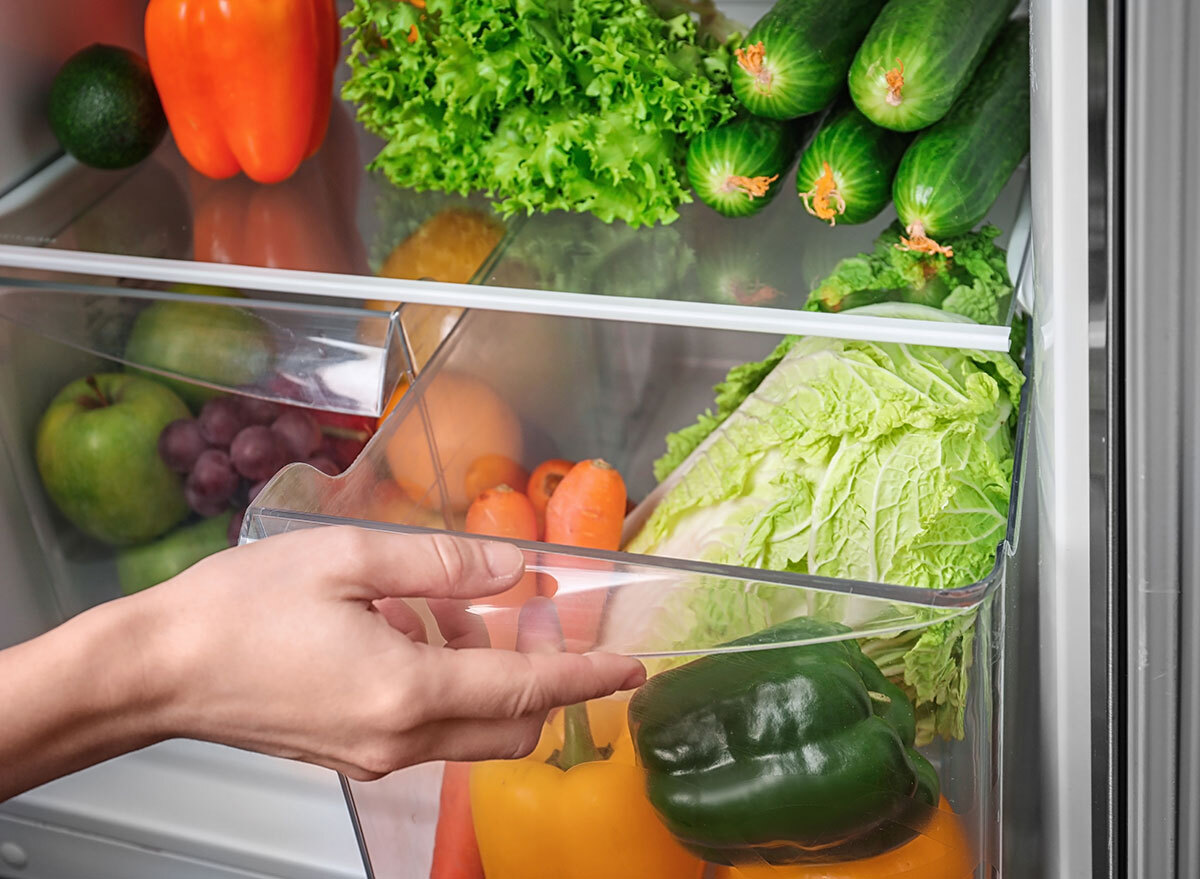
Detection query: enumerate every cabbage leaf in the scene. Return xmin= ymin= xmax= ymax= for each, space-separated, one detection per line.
xmin=626 ymin=305 xmax=1023 ymax=740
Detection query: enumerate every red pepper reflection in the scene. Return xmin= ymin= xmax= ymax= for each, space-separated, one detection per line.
xmin=190 ymin=103 xmax=367 ymax=275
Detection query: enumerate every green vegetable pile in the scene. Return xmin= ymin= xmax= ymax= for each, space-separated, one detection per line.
xmin=342 ymin=0 xmax=735 ymax=227
xmin=804 ymin=223 xmax=1013 ymax=324
xmin=627 ymin=304 xmax=1023 ymax=742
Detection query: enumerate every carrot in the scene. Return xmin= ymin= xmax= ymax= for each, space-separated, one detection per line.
xmin=526 ymin=458 xmax=574 ymax=531
xmin=544 ymin=459 xmax=626 ymax=652
xmin=429 ymin=762 xmax=484 ymax=879
xmin=465 ymin=485 xmax=539 ymax=549
xmin=465 ymin=485 xmax=538 ymax=649
xmin=464 ymin=454 xmax=529 ymax=506
xmin=544 ymin=459 xmax=626 ymax=550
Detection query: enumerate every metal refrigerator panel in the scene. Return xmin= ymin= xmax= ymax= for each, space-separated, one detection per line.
xmin=1122 ymin=1 xmax=1200 ymax=878
xmin=1028 ymin=0 xmax=1099 ymax=877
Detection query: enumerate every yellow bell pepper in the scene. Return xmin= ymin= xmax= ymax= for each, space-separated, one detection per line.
xmin=469 ymin=699 xmax=704 ymax=879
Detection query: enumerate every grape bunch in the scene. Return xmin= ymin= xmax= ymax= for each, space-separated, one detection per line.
xmin=157 ymin=396 xmax=354 ymax=547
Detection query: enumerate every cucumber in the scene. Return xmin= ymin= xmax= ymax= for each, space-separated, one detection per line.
xmin=731 ymin=0 xmax=889 ymax=120
xmin=795 ymin=102 xmax=911 ymax=226
xmin=892 ymin=20 xmax=1029 ymax=244
xmin=849 ymin=0 xmax=1019 ymax=132
xmin=687 ymin=115 xmax=810 ymax=218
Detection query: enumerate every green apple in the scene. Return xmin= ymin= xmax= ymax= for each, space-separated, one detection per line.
xmin=167 ymin=283 xmax=244 ymax=298
xmin=116 ymin=511 xmax=231 ymax=595
xmin=123 ymin=300 xmax=275 ymax=411
xmin=36 ymin=373 xmax=190 ymax=546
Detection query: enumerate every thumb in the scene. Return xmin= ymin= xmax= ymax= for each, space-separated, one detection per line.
xmin=312 ymin=529 xmax=526 ymax=601
xmin=427 ymin=648 xmax=647 ymax=721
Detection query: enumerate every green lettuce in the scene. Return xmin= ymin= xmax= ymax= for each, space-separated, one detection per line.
xmin=342 ymin=0 xmax=735 ymax=228
xmin=804 ymin=223 xmax=1013 ymax=324
xmin=627 ymin=304 xmax=1023 ymax=741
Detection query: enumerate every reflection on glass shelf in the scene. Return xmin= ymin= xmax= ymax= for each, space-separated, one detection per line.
xmin=0 ymin=103 xmax=509 ymax=285
xmin=0 ymin=89 xmax=1028 ymax=346
xmin=480 ymin=161 xmax=1027 ymax=324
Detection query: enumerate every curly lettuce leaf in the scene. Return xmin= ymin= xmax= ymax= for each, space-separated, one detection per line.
xmin=805 ymin=223 xmax=1013 ymax=322
xmin=342 ymin=0 xmax=734 ymax=228
xmin=942 ymin=283 xmax=1002 ymax=324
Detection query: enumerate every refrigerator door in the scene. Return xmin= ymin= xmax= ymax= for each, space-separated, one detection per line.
xmin=1121 ymin=1 xmax=1200 ymax=877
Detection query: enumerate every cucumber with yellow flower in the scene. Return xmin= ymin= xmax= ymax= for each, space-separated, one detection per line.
xmin=796 ymin=102 xmax=911 ymax=227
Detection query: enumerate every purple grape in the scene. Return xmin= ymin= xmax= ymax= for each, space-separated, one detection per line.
xmin=158 ymin=418 xmax=207 ymax=474
xmin=227 ymin=507 xmax=246 ymax=547
xmin=305 ymin=455 xmax=340 ymax=476
xmin=247 ymin=478 xmax=268 ymax=505
xmin=185 ymin=448 xmax=239 ymax=516
xmin=271 ymin=410 xmax=321 ymax=460
xmin=198 ymin=397 xmax=246 ymax=448
xmin=186 ymin=485 xmax=231 ymax=518
xmin=230 ymin=425 xmax=286 ymax=481
xmin=237 ymin=397 xmax=280 ymax=425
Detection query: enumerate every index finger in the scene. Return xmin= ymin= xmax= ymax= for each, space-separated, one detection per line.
xmin=311 ymin=528 xmax=526 ymax=602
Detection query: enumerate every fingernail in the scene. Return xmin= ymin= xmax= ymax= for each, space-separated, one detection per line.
xmin=620 ymin=662 xmax=647 ymax=690
xmin=483 ymin=541 xmax=523 ymax=579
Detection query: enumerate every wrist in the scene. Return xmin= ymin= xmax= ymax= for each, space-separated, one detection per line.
xmin=69 ymin=593 xmax=178 ymax=751
xmin=0 ymin=590 xmax=177 ymax=800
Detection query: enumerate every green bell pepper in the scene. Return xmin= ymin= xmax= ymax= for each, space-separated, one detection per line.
xmin=628 ymin=617 xmax=940 ymax=866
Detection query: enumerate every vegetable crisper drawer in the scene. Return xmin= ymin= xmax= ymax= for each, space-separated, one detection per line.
xmin=247 ymin=309 xmax=1028 ymax=879
xmin=0 ymin=280 xmax=420 ymax=623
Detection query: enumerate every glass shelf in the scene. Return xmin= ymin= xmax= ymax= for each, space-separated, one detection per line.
xmin=0 ymin=50 xmax=1028 ymax=352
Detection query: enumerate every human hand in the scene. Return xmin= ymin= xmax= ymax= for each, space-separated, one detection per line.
xmin=117 ymin=527 xmax=646 ymax=780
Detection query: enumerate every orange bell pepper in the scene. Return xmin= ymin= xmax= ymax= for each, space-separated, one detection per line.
xmin=469 ymin=699 xmax=704 ymax=879
xmin=189 ymin=103 xmax=367 ymax=274
xmin=145 ymin=0 xmax=338 ymax=184
xmin=713 ymin=796 xmax=974 ymax=879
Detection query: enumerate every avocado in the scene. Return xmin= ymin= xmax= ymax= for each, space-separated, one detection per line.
xmin=48 ymin=44 xmax=167 ymax=170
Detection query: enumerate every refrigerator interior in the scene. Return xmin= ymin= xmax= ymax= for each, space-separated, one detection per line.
xmin=244 ymin=306 xmax=1032 ymax=878
xmin=0 ymin=0 xmax=1103 ymax=878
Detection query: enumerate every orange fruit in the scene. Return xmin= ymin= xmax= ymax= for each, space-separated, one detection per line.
xmin=464 ymin=454 xmax=529 ymax=505
xmin=384 ymin=372 xmax=522 ymax=513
